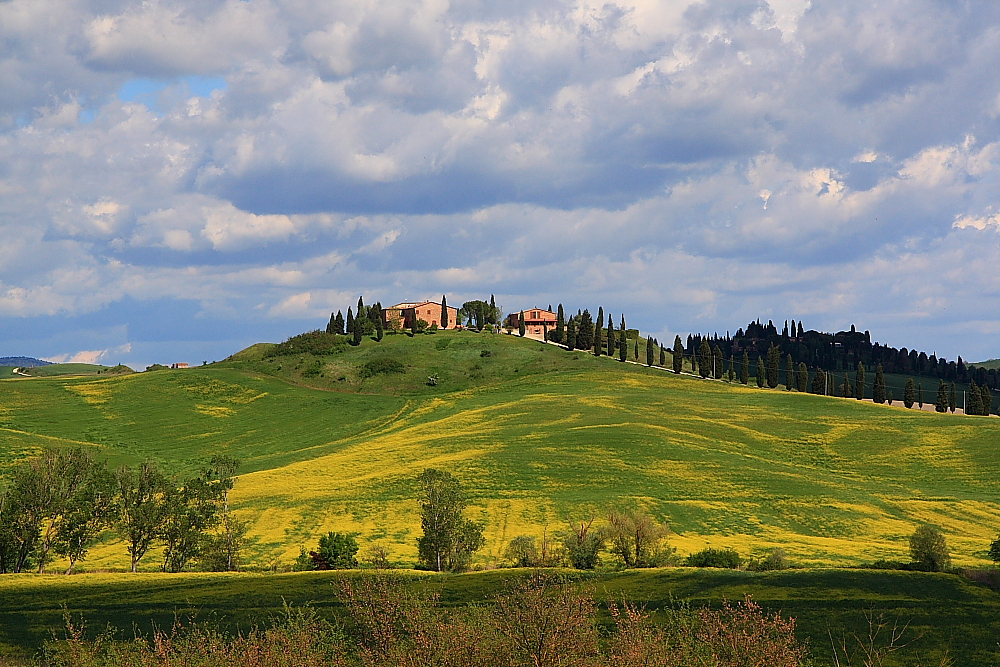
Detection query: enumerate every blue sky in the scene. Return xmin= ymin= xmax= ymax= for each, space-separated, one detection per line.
xmin=1 ymin=0 xmax=999 ymax=369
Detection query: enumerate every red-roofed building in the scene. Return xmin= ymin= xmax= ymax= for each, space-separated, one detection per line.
xmin=506 ymin=308 xmax=557 ymax=339
xmin=384 ymin=301 xmax=460 ymax=330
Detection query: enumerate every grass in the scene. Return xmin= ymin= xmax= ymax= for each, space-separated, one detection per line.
xmin=0 ymin=568 xmax=998 ymax=665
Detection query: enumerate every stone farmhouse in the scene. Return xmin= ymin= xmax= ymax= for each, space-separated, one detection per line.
xmin=384 ymin=301 xmax=460 ymax=330
xmin=506 ymin=308 xmax=557 ymax=339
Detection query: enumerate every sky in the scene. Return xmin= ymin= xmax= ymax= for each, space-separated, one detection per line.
xmin=1 ymin=0 xmax=999 ymax=369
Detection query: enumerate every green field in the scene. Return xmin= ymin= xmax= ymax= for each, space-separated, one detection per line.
xmin=2 ymin=330 xmax=999 ymax=571
xmin=1 ymin=568 xmax=998 ymax=665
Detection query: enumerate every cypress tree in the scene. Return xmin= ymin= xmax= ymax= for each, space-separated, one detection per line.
xmin=334 ymin=310 xmax=345 ymax=335
xmin=440 ymin=296 xmax=448 ymax=329
xmin=982 ymin=385 xmax=992 ymax=415
xmin=489 ymin=295 xmax=497 ymax=325
xmin=606 ymin=316 xmax=615 ymax=357
xmin=949 ymin=383 xmax=957 ymax=413
xmin=356 ymin=296 xmax=366 ymax=332
xmin=346 ymin=307 xmax=355 ymax=335
xmin=872 ymin=364 xmax=886 ymax=404
xmin=786 ymin=354 xmax=794 ymax=390
xmin=855 ymin=362 xmax=865 ymax=400
xmin=353 ymin=312 xmax=364 ymax=345
xmin=904 ymin=378 xmax=915 ymax=409
xmin=797 ymin=362 xmax=809 ymax=392
xmin=619 ymin=329 xmax=627 ymax=362
xmin=935 ymin=381 xmax=949 ymax=412
xmin=968 ymin=379 xmax=982 ymax=415
xmin=518 ymin=311 xmax=526 ymax=337
xmin=766 ymin=344 xmax=780 ymax=388
xmin=633 ymin=338 xmax=639 ymax=361
xmin=756 ymin=356 xmax=765 ymax=387
xmin=660 ymin=345 xmax=666 ymax=367
xmin=646 ymin=336 xmax=654 ymax=366
xmin=374 ymin=302 xmax=384 ymax=341
xmin=577 ymin=310 xmax=594 ymax=350
xmin=712 ymin=344 xmax=724 ymax=379
xmin=918 ymin=383 xmax=923 ymax=408
xmin=594 ymin=308 xmax=604 ymax=356
xmin=728 ymin=355 xmax=736 ymax=382
xmin=555 ymin=304 xmax=565 ymax=344
xmin=566 ymin=318 xmax=577 ymax=350
xmin=811 ymin=368 xmax=826 ymax=394
xmin=699 ymin=340 xmax=712 ymax=378
xmin=740 ymin=350 xmax=749 ymax=384
xmin=674 ymin=336 xmax=685 ymax=374
xmin=326 ymin=312 xmax=337 ymax=335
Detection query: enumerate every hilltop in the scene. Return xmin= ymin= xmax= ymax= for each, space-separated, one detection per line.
xmin=0 ymin=357 xmax=51 ymax=368
xmin=1 ymin=329 xmax=998 ymax=574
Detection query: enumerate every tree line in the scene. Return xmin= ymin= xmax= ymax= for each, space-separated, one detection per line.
xmin=0 ymin=448 xmax=244 ymax=574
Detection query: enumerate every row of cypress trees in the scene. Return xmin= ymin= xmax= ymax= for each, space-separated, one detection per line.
xmin=326 ymin=296 xmax=384 ymax=344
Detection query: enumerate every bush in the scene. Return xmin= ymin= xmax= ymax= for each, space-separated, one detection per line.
xmin=480 ymin=349 xmax=494 ymax=357
xmin=909 ymin=524 xmax=951 ymax=572
xmin=747 ymin=548 xmax=788 ymax=571
xmin=265 ymin=330 xmax=349 ymax=358
xmin=358 ymin=357 xmax=406 ymax=378
xmin=686 ymin=547 xmax=742 ymax=569
xmin=294 ymin=532 xmax=359 ymax=570
xmin=990 ymin=535 xmax=1000 ymax=563
xmin=301 ymin=360 xmax=324 ymax=378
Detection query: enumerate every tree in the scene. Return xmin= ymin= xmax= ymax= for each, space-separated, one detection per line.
xmin=489 ymin=294 xmax=498 ymax=325
xmin=903 ymin=378 xmax=915 ymax=409
xmin=811 ymin=368 xmax=826 ymax=394
xmin=159 ymin=460 xmax=234 ymax=573
xmin=909 ymin=524 xmax=950 ymax=572
xmin=633 ymin=338 xmax=639 ymax=361
xmin=577 ymin=310 xmax=594 ymax=350
xmin=990 ymin=535 xmax=1000 ymax=564
xmin=311 ymin=532 xmax=360 ymax=570
xmin=935 ymin=380 xmax=949 ymax=412
xmin=619 ymin=328 xmax=627 ymax=363
xmin=606 ymin=510 xmax=671 ymax=568
xmin=785 ymin=354 xmax=794 ymax=390
xmin=968 ymin=379 xmax=982 ymax=415
xmin=796 ymin=362 xmax=809 ymax=393
xmin=606 ymin=315 xmax=615 ymax=357
xmin=872 ymin=364 xmax=886 ymax=404
xmin=594 ymin=308 xmax=604 ymax=356
xmin=346 ymin=307 xmax=355 ymax=335
xmin=52 ymin=458 xmax=116 ymax=574
xmin=334 ymin=310 xmax=345 ymax=335
xmin=646 ymin=336 xmax=654 ymax=366
xmin=416 ymin=469 xmax=483 ymax=572
xmin=949 ymin=382 xmax=957 ymax=413
xmin=440 ymin=296 xmax=449 ymax=329
xmin=566 ymin=318 xmax=577 ymax=350
xmin=518 ymin=311 xmax=526 ymax=337
xmin=115 ymin=461 xmax=169 ymax=573
xmin=698 ymin=340 xmax=712 ymax=378
xmin=918 ymin=382 xmax=924 ymax=408
xmin=855 ymin=362 xmax=865 ymax=400
xmin=727 ymin=355 xmax=735 ymax=382
xmin=712 ymin=344 xmax=724 ymax=379
xmin=372 ymin=302 xmax=384 ymax=341
xmin=674 ymin=336 xmax=685 ymax=374
xmin=740 ymin=350 xmax=749 ymax=384
xmin=554 ymin=304 xmax=565 ymax=344
xmin=562 ymin=518 xmax=602 ymax=570
xmin=756 ymin=357 xmax=765 ymax=387
xmin=326 ymin=312 xmax=338 ymax=335
xmin=659 ymin=345 xmax=666 ymax=367
xmin=982 ymin=384 xmax=993 ymax=415
xmin=766 ymin=344 xmax=780 ymax=388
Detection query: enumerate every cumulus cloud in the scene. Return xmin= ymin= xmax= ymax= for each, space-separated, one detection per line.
xmin=1 ymin=0 xmax=999 ymax=363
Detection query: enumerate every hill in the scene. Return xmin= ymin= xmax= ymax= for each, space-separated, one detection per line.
xmin=1 ymin=329 xmax=999 ymax=574
xmin=973 ymin=359 xmax=1000 ymax=371
xmin=0 ymin=357 xmax=51 ymax=368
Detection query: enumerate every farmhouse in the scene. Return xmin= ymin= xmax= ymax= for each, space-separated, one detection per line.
xmin=384 ymin=301 xmax=460 ymax=330
xmin=507 ymin=308 xmax=557 ymax=339
xmin=170 ymin=362 xmax=189 ymax=369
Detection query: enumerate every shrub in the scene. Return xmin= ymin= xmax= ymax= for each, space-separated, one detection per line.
xmin=561 ymin=519 xmax=603 ymax=569
xmin=606 ymin=510 xmax=674 ymax=568
xmin=686 ymin=547 xmax=742 ymax=569
xmin=301 ymin=360 xmax=324 ymax=378
xmin=264 ymin=330 xmax=349 ymax=358
xmin=909 ymin=524 xmax=951 ymax=572
xmin=991 ymin=536 xmax=1000 ymax=563
xmin=747 ymin=548 xmax=788 ymax=571
xmin=480 ymin=349 xmax=494 ymax=357
xmin=358 ymin=357 xmax=406 ymax=378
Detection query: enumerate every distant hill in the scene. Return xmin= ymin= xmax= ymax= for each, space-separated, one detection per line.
xmin=972 ymin=359 xmax=1000 ymax=370
xmin=0 ymin=357 xmax=52 ymax=368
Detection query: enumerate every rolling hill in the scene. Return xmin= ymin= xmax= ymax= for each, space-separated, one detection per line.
xmin=1 ymin=329 xmax=999 ymax=573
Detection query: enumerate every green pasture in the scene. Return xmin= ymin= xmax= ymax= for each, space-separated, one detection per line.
xmin=0 ymin=568 xmax=998 ymax=666
xmin=1 ymin=330 xmax=999 ymax=573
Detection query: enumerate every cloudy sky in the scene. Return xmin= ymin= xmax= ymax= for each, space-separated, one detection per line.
xmin=1 ymin=0 xmax=999 ymax=368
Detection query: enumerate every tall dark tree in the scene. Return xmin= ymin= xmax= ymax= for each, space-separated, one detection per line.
xmin=968 ymin=379 xmax=982 ymax=415
xmin=554 ymin=304 xmax=565 ymax=344
xmin=373 ymin=303 xmax=384 ymax=341
xmin=518 ymin=311 xmax=526 ymax=337
xmin=646 ymin=336 xmax=654 ymax=366
xmin=334 ymin=311 xmax=345 ymax=335
xmin=756 ymin=356 xmax=765 ymax=387
xmin=797 ymin=362 xmax=809 ymax=392
xmin=346 ymin=307 xmax=355 ymax=335
xmin=786 ymin=354 xmax=794 ymax=390
xmin=740 ymin=350 xmax=749 ymax=384
xmin=440 ymin=295 xmax=449 ymax=329
xmin=633 ymin=338 xmax=639 ymax=361
xmin=160 ymin=463 xmax=234 ymax=573
xmin=766 ymin=344 xmax=781 ymax=388
xmin=326 ymin=312 xmax=337 ymax=335
xmin=489 ymin=294 xmax=497 ymax=325
xmin=566 ymin=317 xmax=577 ymax=350
xmin=353 ymin=310 xmax=364 ymax=345
xmin=872 ymin=364 xmax=886 ymax=403
xmin=698 ymin=340 xmax=712 ymax=378
xmin=855 ymin=362 xmax=865 ymax=400
xmin=619 ymin=328 xmax=627 ymax=363
xmin=577 ymin=310 xmax=594 ymax=350
xmin=674 ymin=336 xmax=685 ymax=374
xmin=594 ymin=307 xmax=604 ymax=356
xmin=903 ymin=378 xmax=916 ymax=409
xmin=606 ymin=315 xmax=616 ymax=357
xmin=712 ymin=344 xmax=724 ymax=379
xmin=949 ymin=382 xmax=957 ymax=413
xmin=416 ymin=469 xmax=484 ymax=572
xmin=660 ymin=345 xmax=666 ymax=367
xmin=982 ymin=384 xmax=992 ymax=415
xmin=811 ymin=368 xmax=827 ymax=395
xmin=935 ymin=381 xmax=949 ymax=412
xmin=918 ymin=383 xmax=924 ymax=408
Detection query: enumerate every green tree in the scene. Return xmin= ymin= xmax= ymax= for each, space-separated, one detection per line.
xmin=440 ymin=296 xmax=449 ymax=329
xmin=935 ymin=380 xmax=949 ymax=412
xmin=756 ymin=357 xmax=765 ymax=387
xmin=766 ymin=344 xmax=781 ymax=388
xmin=489 ymin=294 xmax=498 ymax=325
xmin=968 ymin=379 xmax=982 ymax=415
xmin=633 ymin=338 xmax=639 ymax=361
xmin=727 ymin=355 xmax=735 ymax=382
xmin=326 ymin=312 xmax=337 ymax=335
xmin=335 ymin=311 xmax=345 ymax=335
xmin=115 ymin=461 xmax=170 ymax=573
xmin=346 ymin=307 xmax=355 ymax=335
xmin=310 ymin=532 xmax=359 ymax=569
xmin=797 ymin=362 xmax=808 ymax=392
xmin=872 ymin=364 xmax=886 ymax=404
xmin=606 ymin=510 xmax=671 ymax=569
xmin=982 ymin=384 xmax=992 ymax=415
xmin=903 ymin=378 xmax=916 ymax=409
xmin=910 ymin=524 xmax=951 ymax=571
xmin=566 ymin=318 xmax=577 ymax=350
xmin=554 ymin=304 xmax=565 ymax=344
xmin=659 ymin=345 xmax=666 ymax=367
xmin=646 ymin=336 xmax=654 ymax=366
xmin=673 ymin=336 xmax=685 ymax=374
xmin=990 ymin=535 xmax=1000 ymax=563
xmin=562 ymin=518 xmax=602 ymax=570
xmin=606 ymin=315 xmax=615 ymax=356
xmin=52 ymin=458 xmax=116 ymax=575
xmin=619 ymin=328 xmax=627 ymax=363
xmin=811 ymin=368 xmax=826 ymax=394
xmin=594 ymin=307 xmax=604 ymax=356
xmin=949 ymin=383 xmax=957 ymax=413
xmin=918 ymin=382 xmax=924 ymax=408
xmin=698 ymin=340 xmax=712 ymax=378
xmin=416 ymin=469 xmax=484 ymax=572
xmin=855 ymin=362 xmax=865 ymax=400
xmin=785 ymin=354 xmax=794 ymax=390
xmin=372 ymin=302 xmax=384 ymax=341
xmin=712 ymin=344 xmax=723 ymax=379
xmin=159 ymin=461 xmax=235 ymax=573
xmin=577 ymin=310 xmax=594 ymax=350
xmin=518 ymin=311 xmax=526 ymax=337
xmin=740 ymin=350 xmax=749 ymax=384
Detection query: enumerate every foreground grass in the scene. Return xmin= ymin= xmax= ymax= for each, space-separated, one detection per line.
xmin=2 ymin=330 xmax=1000 ymax=571
xmin=0 ymin=568 xmax=997 ymax=665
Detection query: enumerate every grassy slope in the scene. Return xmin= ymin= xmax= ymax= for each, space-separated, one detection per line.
xmin=0 ymin=569 xmax=997 ymax=666
xmin=1 ymin=330 xmax=999 ymax=573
